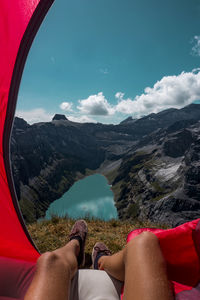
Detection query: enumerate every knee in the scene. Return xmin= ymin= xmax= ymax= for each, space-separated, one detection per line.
xmin=37 ymin=252 xmax=66 ymax=271
xmin=37 ymin=252 xmax=58 ymax=267
xmin=129 ymin=231 xmax=158 ymax=247
xmin=138 ymin=231 xmax=159 ymax=245
xmin=125 ymin=231 xmax=159 ymax=256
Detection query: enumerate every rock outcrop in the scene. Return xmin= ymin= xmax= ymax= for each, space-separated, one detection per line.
xmin=52 ymin=114 xmax=68 ymax=121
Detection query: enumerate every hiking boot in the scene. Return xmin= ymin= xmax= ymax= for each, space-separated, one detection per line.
xmin=69 ymin=220 xmax=88 ymax=267
xmin=92 ymin=242 xmax=111 ymax=269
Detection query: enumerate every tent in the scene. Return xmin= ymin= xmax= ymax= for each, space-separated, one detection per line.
xmin=0 ymin=1 xmax=53 ymax=299
xmin=0 ymin=0 xmax=55 ymax=262
xmin=0 ymin=0 xmax=200 ymax=299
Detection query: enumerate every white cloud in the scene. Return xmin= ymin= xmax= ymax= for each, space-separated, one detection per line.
xmin=16 ymin=70 xmax=200 ymax=126
xmin=77 ymin=92 xmax=114 ymax=116
xmin=67 ymin=115 xmax=96 ymax=123
xmin=191 ymin=36 xmax=200 ymax=56
xmin=16 ymin=108 xmax=53 ymax=124
xmin=60 ymin=102 xmax=73 ymax=111
xmin=100 ymin=68 xmax=109 ymax=74
xmin=115 ymin=92 xmax=124 ymax=100
xmin=115 ymin=70 xmax=200 ymax=117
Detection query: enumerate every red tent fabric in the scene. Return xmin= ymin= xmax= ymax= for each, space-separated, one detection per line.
xmin=0 ymin=0 xmax=200 ymax=299
xmin=0 ymin=1 xmax=53 ymax=298
xmin=0 ymin=0 xmax=53 ymax=263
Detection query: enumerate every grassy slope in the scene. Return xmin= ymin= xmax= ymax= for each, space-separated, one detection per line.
xmin=28 ymin=217 xmax=169 ymax=268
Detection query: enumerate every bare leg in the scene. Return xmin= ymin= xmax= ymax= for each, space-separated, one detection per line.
xmin=24 ymin=239 xmax=79 ymax=300
xmin=98 ymin=232 xmax=174 ymax=300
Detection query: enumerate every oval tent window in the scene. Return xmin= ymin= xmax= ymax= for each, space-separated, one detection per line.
xmin=11 ymin=0 xmax=200 ymax=227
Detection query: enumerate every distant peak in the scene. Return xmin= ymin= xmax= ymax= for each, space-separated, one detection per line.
xmin=52 ymin=114 xmax=68 ymax=121
xmin=14 ymin=117 xmax=30 ymax=128
xmin=120 ymin=116 xmax=135 ymax=124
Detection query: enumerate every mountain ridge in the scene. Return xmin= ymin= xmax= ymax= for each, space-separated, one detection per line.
xmin=11 ymin=103 xmax=200 ymax=225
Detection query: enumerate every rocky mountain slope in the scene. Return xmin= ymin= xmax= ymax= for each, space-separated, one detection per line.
xmin=11 ymin=104 xmax=200 ymax=225
xmin=113 ymin=120 xmax=200 ymax=226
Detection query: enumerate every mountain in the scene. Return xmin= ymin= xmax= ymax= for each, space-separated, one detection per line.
xmin=113 ymin=120 xmax=200 ymax=226
xmin=11 ymin=104 xmax=200 ymax=225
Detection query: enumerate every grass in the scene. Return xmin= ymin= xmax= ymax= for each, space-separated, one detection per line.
xmin=28 ymin=217 xmax=170 ymax=268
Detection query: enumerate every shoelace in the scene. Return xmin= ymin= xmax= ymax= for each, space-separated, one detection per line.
xmin=69 ymin=228 xmax=87 ymax=239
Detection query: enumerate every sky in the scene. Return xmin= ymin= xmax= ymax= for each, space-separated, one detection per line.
xmin=16 ymin=0 xmax=200 ymax=124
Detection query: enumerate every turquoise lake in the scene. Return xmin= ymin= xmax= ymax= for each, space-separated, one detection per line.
xmin=45 ymin=174 xmax=118 ymax=220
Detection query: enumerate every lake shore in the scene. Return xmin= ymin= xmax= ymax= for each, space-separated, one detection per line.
xmin=45 ymin=173 xmax=118 ymax=220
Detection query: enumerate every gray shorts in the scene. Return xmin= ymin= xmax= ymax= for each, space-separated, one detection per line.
xmin=70 ymin=269 xmax=123 ymax=300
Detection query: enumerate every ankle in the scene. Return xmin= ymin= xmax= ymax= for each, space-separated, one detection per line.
xmin=69 ymin=220 xmax=88 ymax=267
xmin=98 ymin=255 xmax=107 ymax=270
xmin=69 ymin=239 xmax=80 ymax=257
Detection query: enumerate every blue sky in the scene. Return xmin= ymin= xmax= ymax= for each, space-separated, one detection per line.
xmin=16 ymin=0 xmax=200 ymax=124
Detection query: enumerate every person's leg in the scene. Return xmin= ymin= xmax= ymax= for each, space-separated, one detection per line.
xmin=24 ymin=239 xmax=79 ymax=300
xmin=97 ymin=232 xmax=174 ymax=300
xmin=25 ymin=220 xmax=87 ymax=300
xmin=92 ymin=242 xmax=124 ymax=281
